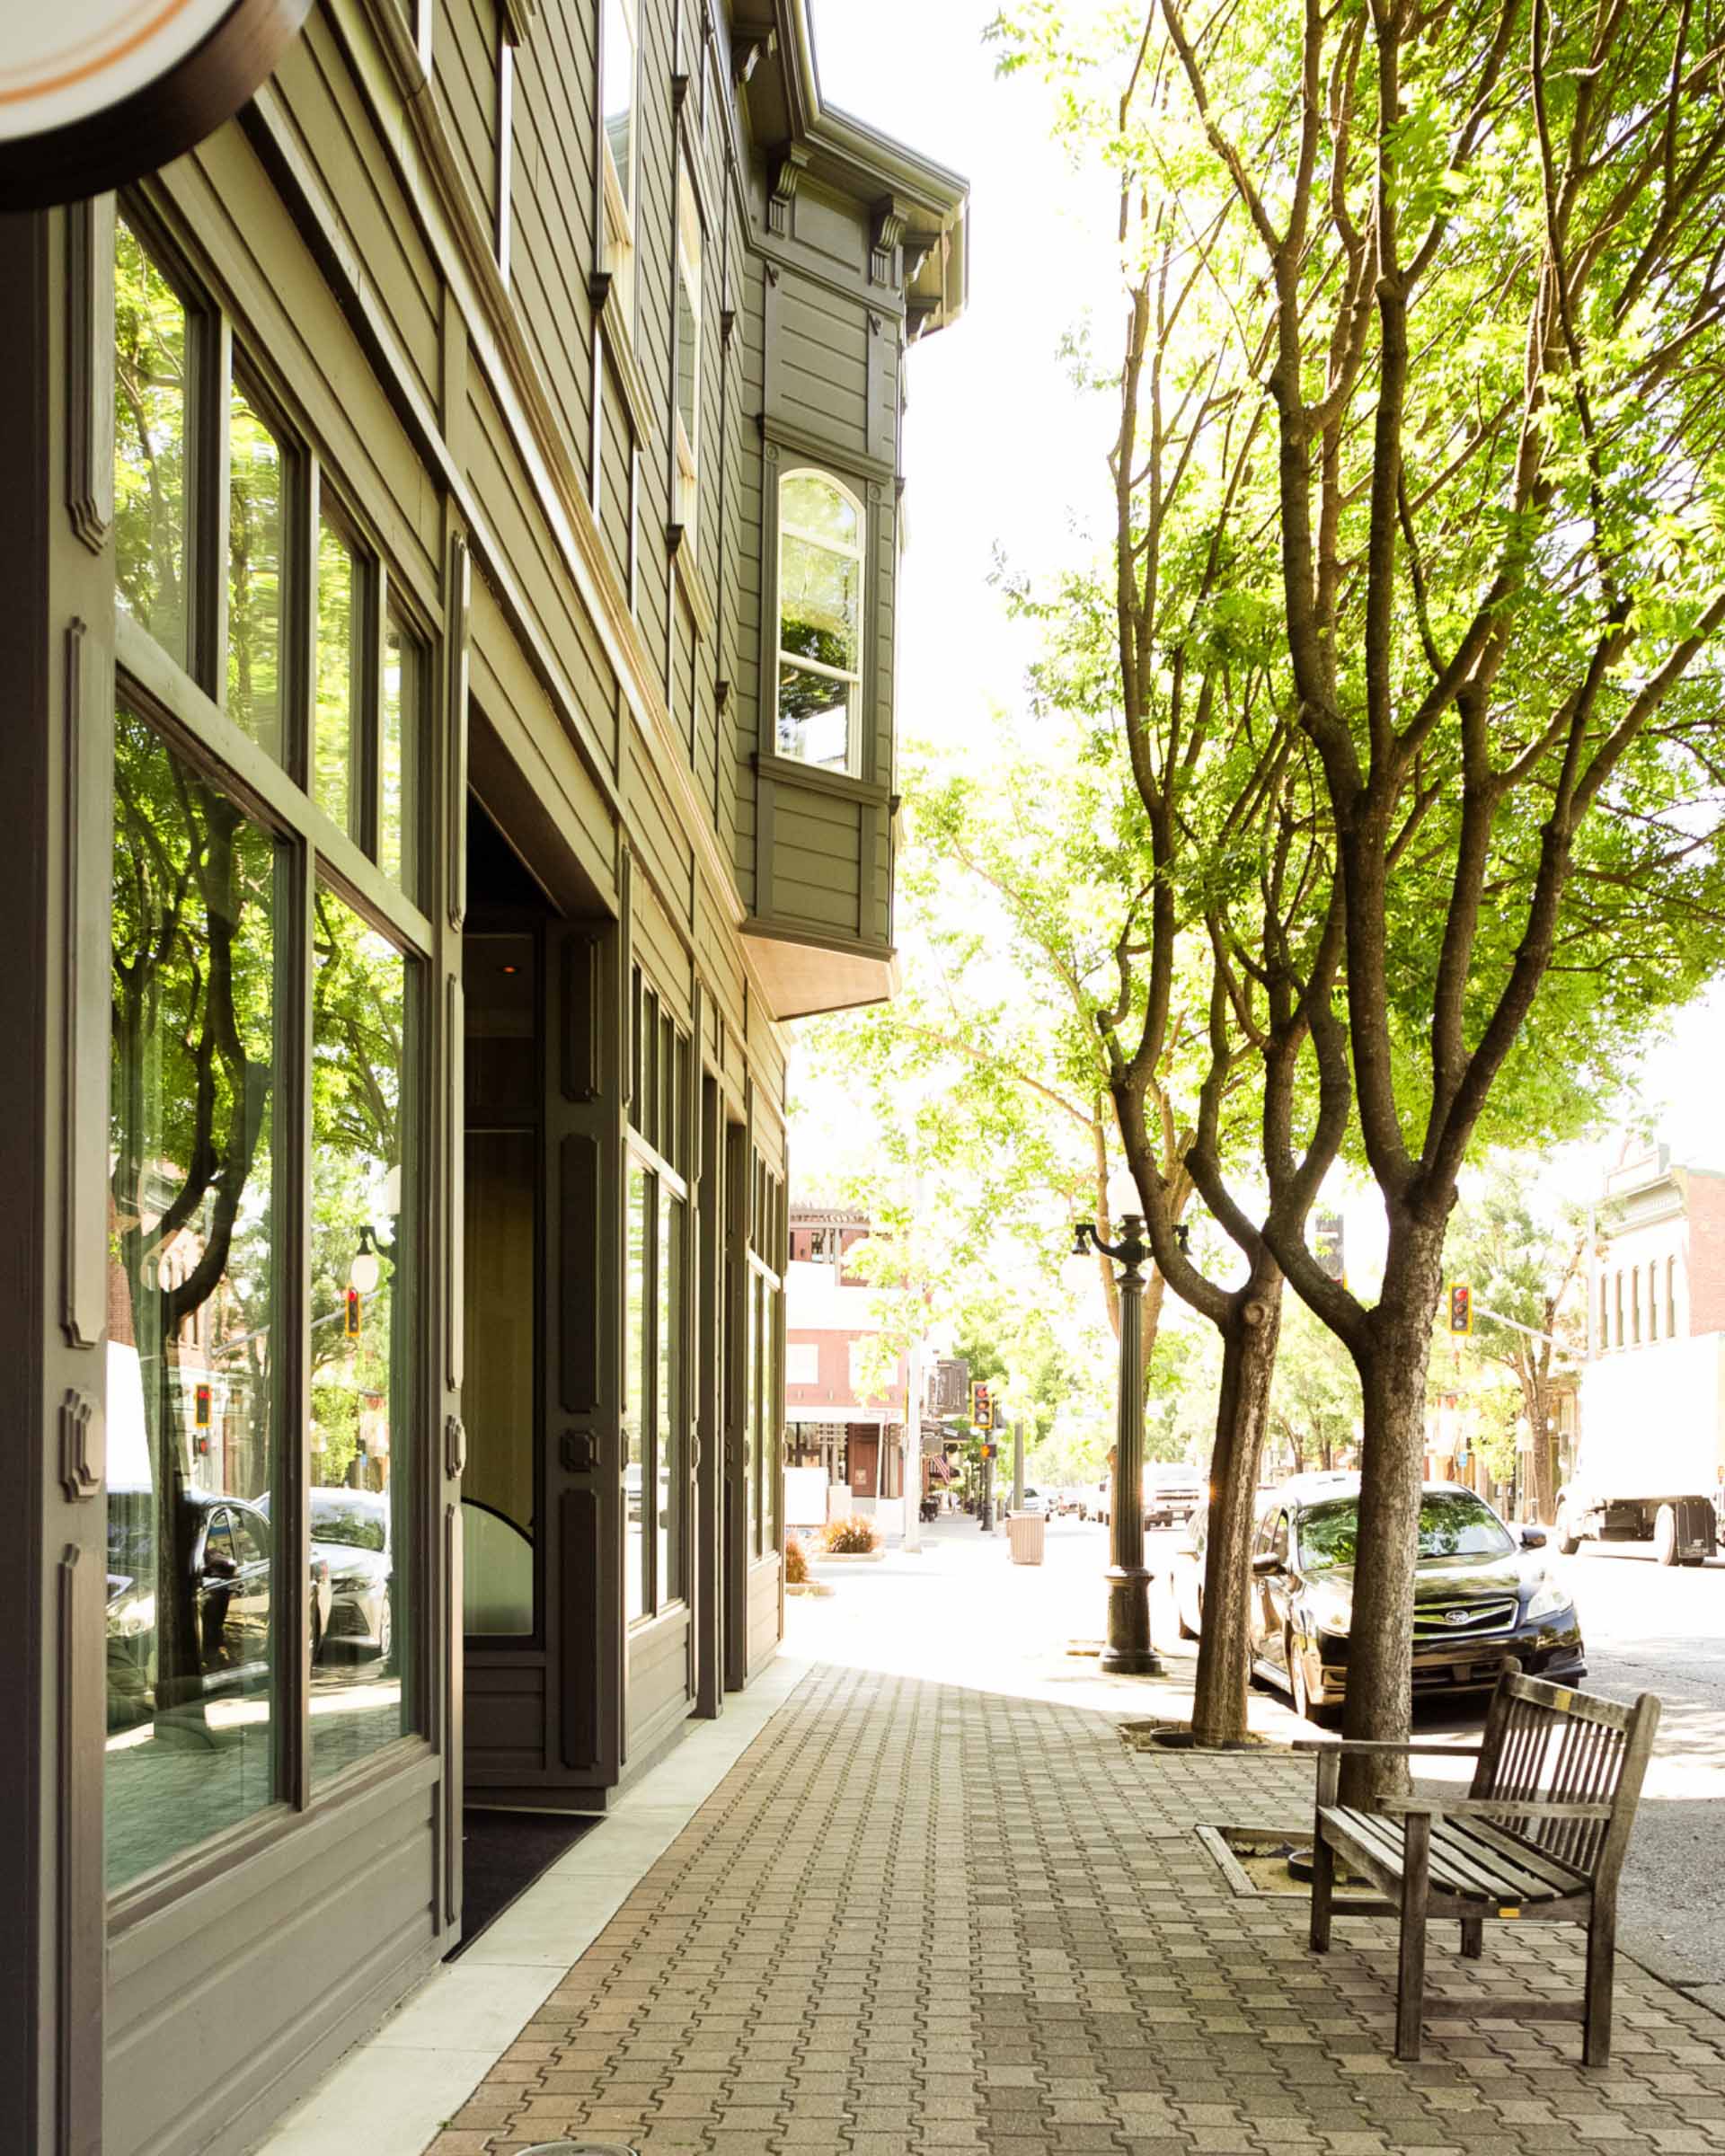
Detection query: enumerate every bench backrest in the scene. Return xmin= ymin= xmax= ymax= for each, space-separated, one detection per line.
xmin=1468 ymin=1666 xmax=1661 ymax=1886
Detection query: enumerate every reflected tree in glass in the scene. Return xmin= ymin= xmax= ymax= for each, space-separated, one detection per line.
xmin=108 ymin=711 xmax=278 ymax=1829
xmin=309 ymin=888 xmax=411 ymax=1780
xmin=114 ymin=221 xmax=190 ymax=671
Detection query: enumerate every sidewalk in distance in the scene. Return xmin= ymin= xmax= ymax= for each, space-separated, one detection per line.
xmin=328 ymin=1520 xmax=1725 ymax=2154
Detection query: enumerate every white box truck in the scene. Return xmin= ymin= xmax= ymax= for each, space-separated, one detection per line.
xmin=1561 ymin=1331 xmax=1725 ymax=1564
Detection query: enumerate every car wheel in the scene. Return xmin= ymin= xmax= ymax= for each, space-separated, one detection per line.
xmin=1555 ymin=1504 xmax=1581 ymax=1557
xmin=1654 ymin=1503 xmax=1679 ymax=1567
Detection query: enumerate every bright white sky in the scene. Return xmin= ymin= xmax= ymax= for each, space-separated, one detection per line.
xmin=801 ymin=0 xmax=1725 ymax=1303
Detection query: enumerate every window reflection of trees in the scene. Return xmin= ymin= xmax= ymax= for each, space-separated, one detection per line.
xmin=109 ymin=709 xmax=278 ymax=1761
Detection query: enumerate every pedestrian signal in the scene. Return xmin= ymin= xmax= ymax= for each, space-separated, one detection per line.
xmin=978 ymin=1442 xmax=996 ymax=1462
xmin=345 ymin=1287 xmax=363 ymax=1338
xmin=1447 ymin=1284 xmax=1473 ymax=1337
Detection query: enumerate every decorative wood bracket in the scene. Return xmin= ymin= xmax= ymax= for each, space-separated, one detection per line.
xmin=720 ymin=304 xmax=737 ymax=349
xmin=714 ymin=676 xmax=731 ymax=713
xmin=732 ymin=25 xmax=776 ymax=84
xmin=58 ymin=1389 xmax=102 ymax=1503
xmin=870 ymin=196 xmax=907 ymax=286
xmin=671 ymin=69 xmax=691 ymax=113
xmin=767 ymin=144 xmax=808 ymax=237
xmin=499 ymin=0 xmax=534 ymax=43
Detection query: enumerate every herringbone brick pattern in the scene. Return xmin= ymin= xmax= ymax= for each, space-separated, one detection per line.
xmin=426 ymin=1663 xmax=1725 ymax=2155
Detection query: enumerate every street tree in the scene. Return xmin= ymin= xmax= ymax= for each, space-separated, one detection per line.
xmin=999 ymin=0 xmax=1725 ymax=1789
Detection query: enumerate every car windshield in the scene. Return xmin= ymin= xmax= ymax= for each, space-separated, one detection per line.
xmin=309 ymin=1496 xmax=385 ymax=1551
xmin=1298 ymin=1490 xmax=1515 ymax=1572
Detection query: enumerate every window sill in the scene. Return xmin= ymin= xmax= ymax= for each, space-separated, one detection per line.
xmin=590 ymin=269 xmax=657 ymax=446
xmin=753 ymin=749 xmax=893 ymax=809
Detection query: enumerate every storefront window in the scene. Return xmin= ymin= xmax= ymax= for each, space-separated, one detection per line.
xmin=314 ymin=516 xmax=361 ymax=835
xmin=308 ymin=888 xmax=412 ymax=1783
xmin=381 ymin=613 xmax=420 ymax=890
xmin=228 ymin=377 xmax=288 ymax=762
xmin=657 ymin=1186 xmax=684 ymax=1602
xmin=106 ymin=709 xmax=281 ymax=1891
xmin=114 ymin=221 xmax=190 ymax=673
xmin=624 ymin=1162 xmax=649 ymax=1619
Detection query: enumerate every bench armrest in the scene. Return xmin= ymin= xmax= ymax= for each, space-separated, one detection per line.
xmin=1375 ymin=1795 xmax=1613 ymax=1821
xmin=1291 ymin=1739 xmax=1484 ymax=1758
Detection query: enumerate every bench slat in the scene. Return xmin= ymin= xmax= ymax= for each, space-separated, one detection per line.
xmin=1320 ymin=1807 xmax=1573 ymax=1905
xmin=1449 ymin=1815 xmax=1591 ymax=1895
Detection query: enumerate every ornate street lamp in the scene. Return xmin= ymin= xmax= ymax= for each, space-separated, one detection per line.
xmin=1072 ymin=1169 xmax=1163 ymax=1675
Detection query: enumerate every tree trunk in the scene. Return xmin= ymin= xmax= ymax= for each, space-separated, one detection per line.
xmin=1190 ymin=1265 xmax=1284 ymax=1746
xmin=1527 ymin=1374 xmax=1558 ymax=1522
xmin=1339 ymin=1215 xmax=1448 ymax=1805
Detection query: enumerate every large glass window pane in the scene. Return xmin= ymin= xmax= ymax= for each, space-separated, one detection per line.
xmin=228 ymin=380 xmax=288 ymax=763
xmin=115 ymin=222 xmax=190 ymax=672
xmin=314 ymin=517 xmax=360 ymax=837
xmin=463 ymin=1130 xmax=537 ymax=1635
xmin=777 ymin=665 xmax=853 ymax=770
xmin=107 ymin=710 xmax=280 ymax=1891
xmin=658 ymin=1188 xmax=683 ymax=1604
xmin=782 ymin=474 xmax=859 ymax=549
xmin=381 ymin=614 xmax=420 ymax=891
xmin=309 ymin=889 xmax=411 ymax=1782
xmin=779 ymin=534 xmax=860 ymax=672
xmin=624 ymin=1162 xmax=650 ymax=1620
xmin=744 ymin=1272 xmax=758 ymax=1563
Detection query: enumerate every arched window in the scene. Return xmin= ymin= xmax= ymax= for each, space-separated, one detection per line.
xmin=776 ymin=469 xmax=864 ymax=773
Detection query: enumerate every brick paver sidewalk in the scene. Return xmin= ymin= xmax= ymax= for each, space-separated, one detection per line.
xmin=429 ymin=1661 xmax=1725 ymax=2156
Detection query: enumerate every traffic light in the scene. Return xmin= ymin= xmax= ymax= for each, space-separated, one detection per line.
xmin=345 ymin=1287 xmax=363 ymax=1338
xmin=193 ymin=1382 xmax=211 ymax=1429
xmin=970 ymin=1380 xmax=992 ymax=1427
xmin=1447 ymin=1284 xmax=1473 ymax=1337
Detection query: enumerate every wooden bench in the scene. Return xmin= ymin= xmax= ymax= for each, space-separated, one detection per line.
xmin=1300 ymin=1665 xmax=1661 ymax=2065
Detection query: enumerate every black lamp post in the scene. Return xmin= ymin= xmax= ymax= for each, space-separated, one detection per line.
xmin=1072 ymin=1206 xmax=1163 ymax=1675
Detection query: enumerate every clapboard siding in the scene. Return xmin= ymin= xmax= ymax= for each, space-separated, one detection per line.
xmin=269 ymin=12 xmax=442 ymax=414
xmin=438 ymin=0 xmax=500 ymax=235
xmin=509 ymin=13 xmax=597 ymax=476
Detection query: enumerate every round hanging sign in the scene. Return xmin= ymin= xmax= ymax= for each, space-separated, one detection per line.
xmin=0 ymin=0 xmax=314 ymax=209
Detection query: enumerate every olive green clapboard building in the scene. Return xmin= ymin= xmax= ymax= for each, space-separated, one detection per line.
xmin=0 ymin=4 xmax=966 ymax=2151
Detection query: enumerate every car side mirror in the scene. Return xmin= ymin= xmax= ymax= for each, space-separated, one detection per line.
xmin=1520 ymin=1525 xmax=1548 ymax=1550
xmin=1251 ymin=1551 xmax=1283 ymax=1577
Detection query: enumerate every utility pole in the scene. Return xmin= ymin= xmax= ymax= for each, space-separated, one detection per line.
xmin=1012 ymin=1418 xmax=1024 ymax=1513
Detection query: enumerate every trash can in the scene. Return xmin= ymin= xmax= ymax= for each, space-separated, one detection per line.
xmin=1006 ymin=1511 xmax=1046 ymax=1566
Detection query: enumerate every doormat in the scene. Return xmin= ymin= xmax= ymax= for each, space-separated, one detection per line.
xmin=446 ymin=1807 xmax=600 ymax=1957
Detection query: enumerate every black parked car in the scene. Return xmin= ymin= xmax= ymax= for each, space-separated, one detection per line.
xmin=1220 ymin=1474 xmax=1585 ymax=1722
xmin=107 ymin=1490 xmax=334 ymax=1729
